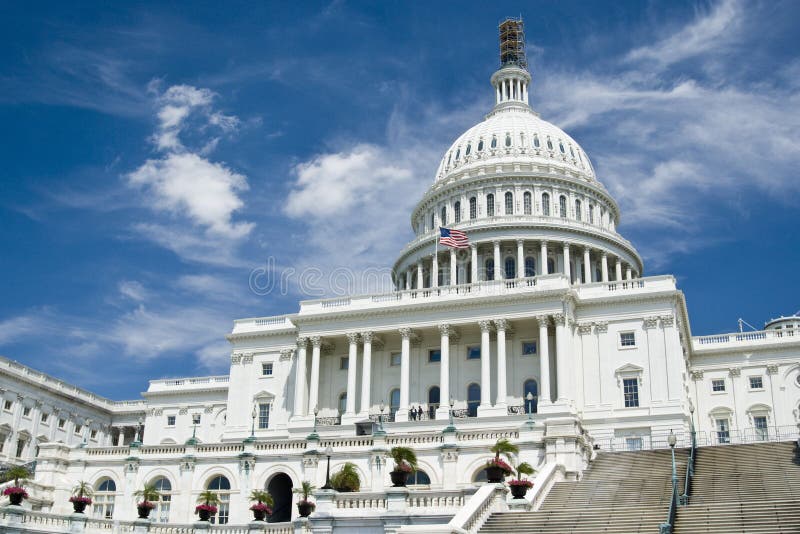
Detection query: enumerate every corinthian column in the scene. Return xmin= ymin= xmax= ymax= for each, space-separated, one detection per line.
xmin=397 ymin=328 xmax=412 ymax=422
xmin=293 ymin=337 xmax=308 ymax=417
xmin=345 ymin=333 xmax=359 ymax=415
xmin=536 ymin=316 xmax=551 ymax=404
xmin=493 ymin=241 xmax=501 ymax=280
xmin=494 ymin=319 xmax=508 ymax=407
xmin=359 ymin=332 xmax=373 ymax=415
xmin=563 ymin=242 xmax=571 ymax=282
xmin=479 ymin=320 xmax=492 ymax=407
xmin=308 ymin=337 xmax=322 ymax=414
xmin=437 ymin=324 xmax=452 ymax=420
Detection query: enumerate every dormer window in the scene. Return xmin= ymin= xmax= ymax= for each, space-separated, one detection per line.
xmin=491 ymin=136 xmax=497 ymax=149
xmin=465 ymin=143 xmax=471 ymax=155
xmin=455 ymin=148 xmax=460 ymax=161
xmin=533 ymin=135 xmax=540 ymax=148
xmin=477 ymin=139 xmax=484 ymax=152
xmin=546 ymin=138 xmax=554 ymax=150
xmin=505 ymin=134 xmax=512 ymax=147
xmin=559 ymin=142 xmax=565 ymax=154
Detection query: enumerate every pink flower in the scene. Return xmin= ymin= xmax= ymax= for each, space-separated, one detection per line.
xmin=250 ymin=503 xmax=272 ymax=513
xmin=137 ymin=501 xmax=156 ymax=509
xmin=508 ymin=479 xmax=533 ymax=488
xmin=487 ymin=458 xmax=513 ymax=474
xmin=3 ymin=487 xmax=28 ymax=498
xmin=195 ymin=504 xmax=218 ymax=514
xmin=69 ymin=496 xmax=93 ymax=505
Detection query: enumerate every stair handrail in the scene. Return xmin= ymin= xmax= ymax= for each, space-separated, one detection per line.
xmin=659 ymin=432 xmax=680 ymax=534
xmin=680 ymin=425 xmax=696 ymax=505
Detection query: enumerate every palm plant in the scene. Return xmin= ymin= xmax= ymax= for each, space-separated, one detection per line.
xmin=3 ymin=466 xmax=30 ymax=487
xmin=72 ymin=481 xmax=94 ymax=499
xmin=490 ymin=438 xmax=519 ymax=463
xmin=293 ymin=481 xmax=316 ymax=503
xmin=196 ymin=490 xmax=221 ymax=507
xmin=390 ymin=446 xmax=418 ymax=473
xmin=515 ymin=461 xmax=534 ymax=480
xmin=249 ymin=489 xmax=274 ymax=507
xmin=330 ymin=462 xmax=360 ymax=492
xmin=134 ymin=482 xmax=161 ymax=503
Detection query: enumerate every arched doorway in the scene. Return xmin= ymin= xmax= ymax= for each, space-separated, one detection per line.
xmin=267 ymin=473 xmax=293 ymax=523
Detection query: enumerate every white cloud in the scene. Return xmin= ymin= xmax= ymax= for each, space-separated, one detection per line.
xmin=118 ymin=280 xmax=148 ymax=301
xmin=0 ymin=315 xmax=38 ymax=345
xmin=626 ymin=0 xmax=742 ymax=68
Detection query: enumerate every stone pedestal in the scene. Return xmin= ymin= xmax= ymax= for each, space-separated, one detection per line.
xmin=508 ymin=498 xmax=532 ymax=512
xmin=248 ymin=520 xmax=267 ymax=533
xmin=3 ymin=505 xmax=25 ymax=534
xmin=69 ymin=512 xmax=88 ymax=534
xmin=477 ymin=405 xmax=507 ymax=417
xmin=386 ymin=487 xmax=409 ymax=513
xmin=293 ymin=517 xmax=310 ymax=534
xmin=192 ymin=520 xmax=212 ymax=533
xmin=132 ymin=518 xmax=151 ymax=533
xmin=313 ymin=489 xmax=337 ymax=516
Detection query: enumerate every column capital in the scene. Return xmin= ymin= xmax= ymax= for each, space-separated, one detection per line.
xmin=577 ymin=323 xmax=593 ymax=335
xmin=601 ymin=251 xmax=608 ymax=258
xmin=728 ymin=367 xmax=741 ymax=378
xmin=346 ymin=332 xmax=360 ymax=345
xmin=643 ymin=316 xmax=660 ymax=329
xmin=534 ymin=315 xmax=550 ymax=326
xmin=399 ymin=327 xmax=413 ymax=339
xmin=659 ymin=315 xmax=675 ymax=327
xmin=438 ymin=323 xmax=455 ymax=337
xmin=478 ymin=320 xmax=493 ymax=333
xmin=310 ymin=335 xmax=322 ymax=347
xmin=470 ymin=243 xmax=477 ymax=250
xmin=562 ymin=241 xmax=570 ymax=250
xmin=494 ymin=318 xmax=510 ymax=332
xmin=492 ymin=239 xmax=501 ymax=247
xmin=361 ymin=331 xmax=374 ymax=344
xmin=594 ymin=321 xmax=609 ymax=334
xmin=516 ymin=238 xmax=524 ymax=246
xmin=766 ymin=364 xmax=779 ymax=375
xmin=296 ymin=336 xmax=309 ymax=348
xmin=690 ymin=370 xmax=704 ymax=381
xmin=552 ymin=312 xmax=565 ymax=323
xmin=540 ymin=240 xmax=548 ymax=246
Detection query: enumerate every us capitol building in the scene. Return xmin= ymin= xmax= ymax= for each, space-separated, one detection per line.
xmin=1 ymin=19 xmax=798 ymax=534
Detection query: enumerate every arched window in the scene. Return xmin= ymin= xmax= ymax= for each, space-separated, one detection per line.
xmin=428 ymin=386 xmax=440 ymax=419
xmin=505 ymin=257 xmax=516 ymax=279
xmin=505 ymin=134 xmax=512 ymax=147
xmin=575 ymin=199 xmax=582 ymax=221
xmin=94 ymin=478 xmax=116 ymax=519
xmin=559 ymin=142 xmax=565 ymax=154
xmin=408 ymin=470 xmax=431 ymax=486
xmin=595 ymin=266 xmax=602 ymax=283
xmin=485 ymin=258 xmax=494 ymax=280
xmin=431 ymin=212 xmax=436 ymax=229
xmin=151 ymin=477 xmax=172 ymax=523
xmin=490 ymin=136 xmax=497 ymax=149
xmin=465 ymin=143 xmax=471 ymax=156
xmin=469 ymin=197 xmax=477 ymax=219
xmin=486 ymin=194 xmax=495 ymax=216
xmin=547 ymin=257 xmax=555 ymax=274
xmin=570 ymin=146 xmax=575 ymax=157
xmin=589 ymin=204 xmax=594 ymax=224
xmin=523 ymin=192 xmax=532 ymax=215
xmin=546 ymin=138 xmax=554 ymax=150
xmin=207 ymin=476 xmax=231 ymax=524
xmin=389 ymin=389 xmax=400 ymax=417
xmin=446 ymin=152 xmax=452 ymax=166
xmin=454 ymin=201 xmax=461 ymax=223
xmin=524 ymin=257 xmax=536 ymax=277
xmin=523 ymin=379 xmax=539 ymax=413
xmin=533 ymin=135 xmax=540 ymax=148
xmin=467 ymin=383 xmax=481 ymax=417
xmin=504 ymin=192 xmax=513 ymax=215
xmin=477 ymin=139 xmax=484 ymax=152
xmin=466 ymin=261 xmax=472 ymax=283
xmin=542 ymin=193 xmax=550 ymax=216
xmin=338 ymin=393 xmax=347 ymax=414
xmin=454 ymin=148 xmax=460 ymax=161
xmin=440 ymin=206 xmax=447 ymax=226
xmin=559 ymin=195 xmax=567 ymax=218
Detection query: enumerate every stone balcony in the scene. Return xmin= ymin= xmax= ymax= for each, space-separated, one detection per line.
xmin=692 ymin=327 xmax=800 ymax=352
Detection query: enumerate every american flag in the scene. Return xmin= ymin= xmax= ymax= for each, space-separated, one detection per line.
xmin=439 ymin=227 xmax=470 ymax=249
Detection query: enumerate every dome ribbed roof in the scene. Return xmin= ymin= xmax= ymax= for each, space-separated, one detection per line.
xmin=434 ymin=104 xmax=596 ymax=184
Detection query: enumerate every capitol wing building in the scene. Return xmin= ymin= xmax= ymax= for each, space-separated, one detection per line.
xmin=1 ymin=19 xmax=799 ymax=534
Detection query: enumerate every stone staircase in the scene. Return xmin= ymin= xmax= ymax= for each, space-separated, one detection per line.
xmin=673 ymin=440 xmax=800 ymax=533
xmin=480 ymin=448 xmax=688 ymax=533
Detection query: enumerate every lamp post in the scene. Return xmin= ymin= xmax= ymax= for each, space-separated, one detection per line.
xmin=321 ymin=445 xmax=334 ymax=490
xmin=244 ymin=404 xmax=257 ymax=443
xmin=131 ymin=418 xmax=143 ymax=448
xmin=378 ymin=402 xmax=386 ymax=433
xmin=526 ymin=392 xmax=536 ymax=428
xmin=668 ymin=429 xmax=678 ymax=504
xmin=443 ymin=397 xmax=456 ymax=434
xmin=689 ymin=403 xmax=696 ymax=450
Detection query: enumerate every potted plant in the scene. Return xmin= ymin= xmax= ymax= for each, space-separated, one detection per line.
xmin=330 ymin=462 xmax=360 ymax=492
xmin=508 ymin=462 xmax=535 ymax=499
xmin=389 ymin=446 xmax=418 ymax=487
xmin=69 ymin=481 xmax=93 ymax=513
xmin=195 ymin=490 xmax=220 ymax=522
xmin=133 ymin=482 xmax=161 ymax=519
xmin=486 ymin=438 xmax=518 ymax=483
xmin=249 ymin=490 xmax=274 ymax=521
xmin=293 ymin=481 xmax=316 ymax=518
xmin=2 ymin=466 xmax=31 ymax=506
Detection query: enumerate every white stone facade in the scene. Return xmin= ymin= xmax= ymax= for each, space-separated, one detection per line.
xmin=1 ymin=24 xmax=798 ymax=533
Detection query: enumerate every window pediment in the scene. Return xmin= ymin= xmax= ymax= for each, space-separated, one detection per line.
xmin=615 ymin=363 xmax=643 ymax=387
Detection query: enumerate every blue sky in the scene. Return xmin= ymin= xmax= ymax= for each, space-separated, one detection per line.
xmin=0 ymin=1 xmax=798 ymax=399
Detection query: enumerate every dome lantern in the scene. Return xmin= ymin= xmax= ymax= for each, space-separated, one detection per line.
xmin=492 ymin=18 xmax=531 ymax=109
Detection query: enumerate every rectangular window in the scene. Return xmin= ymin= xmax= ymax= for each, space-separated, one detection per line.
xmin=90 ymin=429 xmax=97 ymax=440
xmin=74 ymin=424 xmax=82 ymax=435
xmin=261 ymin=362 xmax=273 ymax=376
xmin=619 ymin=332 xmax=636 ymax=347
xmin=22 ymin=406 xmax=31 ymax=417
xmin=522 ymin=341 xmax=537 ymax=356
xmin=3 ymin=400 xmax=12 ymax=411
xmin=40 ymin=413 xmax=48 ymax=423
xmin=429 ymin=349 xmax=441 ymax=363
xmin=58 ymin=418 xmax=65 ymax=429
xmin=390 ymin=352 xmax=401 ymax=366
xmin=167 ymin=415 xmax=176 ymax=426
xmin=716 ymin=418 xmax=730 ymax=444
xmin=340 ymin=357 xmax=349 ymax=370
xmin=748 ymin=376 xmax=763 ymax=390
xmin=192 ymin=414 xmax=201 ymax=425
xmin=712 ymin=379 xmax=726 ymax=392
xmin=623 ymin=378 xmax=639 ymax=407
xmin=258 ymin=403 xmax=270 ymax=429
xmin=626 ymin=437 xmax=643 ymax=451
xmin=16 ymin=439 xmax=25 ymax=458
xmin=467 ymin=346 xmax=481 ymax=360
xmin=754 ymin=415 xmax=768 ymax=440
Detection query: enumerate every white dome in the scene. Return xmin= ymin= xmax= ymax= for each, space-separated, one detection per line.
xmin=434 ymin=104 xmax=596 ymax=184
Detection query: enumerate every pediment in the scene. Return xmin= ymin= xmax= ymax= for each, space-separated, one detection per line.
xmin=253 ymin=389 xmax=276 ymax=400
xmin=615 ymin=363 xmax=644 ymax=375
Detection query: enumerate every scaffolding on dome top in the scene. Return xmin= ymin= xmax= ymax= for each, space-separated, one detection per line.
xmin=499 ymin=17 xmax=527 ymax=69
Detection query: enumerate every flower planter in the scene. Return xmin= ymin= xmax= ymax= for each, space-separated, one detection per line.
xmin=9 ymin=492 xmax=23 ymax=506
xmin=72 ymin=501 xmax=88 ymax=513
xmin=510 ymin=484 xmax=529 ymax=499
xmin=197 ymin=508 xmax=212 ymax=522
xmin=297 ymin=501 xmax=315 ymax=517
xmin=486 ymin=465 xmax=506 ymax=483
xmin=252 ymin=509 xmax=266 ymax=521
xmin=137 ymin=505 xmax=153 ymax=519
xmin=390 ymin=470 xmax=410 ymax=487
